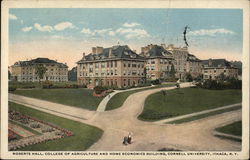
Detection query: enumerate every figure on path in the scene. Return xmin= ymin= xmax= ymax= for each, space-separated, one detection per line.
xmin=127 ymin=132 xmax=132 ymax=144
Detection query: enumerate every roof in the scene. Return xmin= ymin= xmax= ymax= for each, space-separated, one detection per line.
xmin=78 ymin=45 xmax=145 ymax=63
xmin=187 ymin=54 xmax=201 ymax=62
xmin=13 ymin=58 xmax=68 ymax=67
xmin=141 ymin=45 xmax=173 ymax=58
xmin=201 ymin=59 xmax=233 ymax=68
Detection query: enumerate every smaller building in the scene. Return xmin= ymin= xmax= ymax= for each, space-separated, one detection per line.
xmin=10 ymin=58 xmax=68 ymax=82
xmin=140 ymin=44 xmax=174 ymax=80
xmin=201 ymin=59 xmax=238 ymax=80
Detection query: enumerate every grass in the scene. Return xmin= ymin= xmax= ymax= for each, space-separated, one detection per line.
xmin=106 ymin=84 xmax=175 ymax=111
xmin=214 ymin=135 xmax=241 ymax=142
xmin=9 ymin=81 xmax=78 ymax=89
xmin=9 ymin=102 xmax=103 ymax=151
xmin=216 ymin=121 xmax=242 ymax=137
xmin=138 ymin=87 xmax=242 ymax=121
xmin=11 ymin=88 xmax=104 ymax=110
xmin=167 ymin=105 xmax=242 ymax=124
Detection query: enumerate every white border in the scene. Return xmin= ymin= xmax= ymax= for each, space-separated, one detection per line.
xmin=1 ymin=0 xmax=249 ymax=159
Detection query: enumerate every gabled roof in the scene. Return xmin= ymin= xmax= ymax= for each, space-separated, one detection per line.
xmin=187 ymin=54 xmax=201 ymax=62
xmin=141 ymin=45 xmax=173 ymax=58
xmin=201 ymin=59 xmax=232 ymax=68
xmin=78 ymin=45 xmax=145 ymax=63
xmin=13 ymin=58 xmax=68 ymax=67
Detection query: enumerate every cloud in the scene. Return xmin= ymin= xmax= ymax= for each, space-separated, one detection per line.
xmin=9 ymin=14 xmax=17 ymax=20
xmin=34 ymin=23 xmax=54 ymax=32
xmin=123 ymin=22 xmax=140 ymax=27
xmin=21 ymin=26 xmax=33 ymax=32
xmin=188 ymin=28 xmax=235 ymax=36
xmin=81 ymin=28 xmax=92 ymax=34
xmin=81 ymin=28 xmax=113 ymax=36
xmin=116 ymin=28 xmax=150 ymax=39
xmin=92 ymin=28 xmax=112 ymax=36
xmin=50 ymin=35 xmax=69 ymax=40
xmin=109 ymin=31 xmax=115 ymax=36
xmin=54 ymin=22 xmax=75 ymax=31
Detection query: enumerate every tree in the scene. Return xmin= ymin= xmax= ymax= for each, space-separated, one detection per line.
xmin=218 ymin=73 xmax=226 ymax=82
xmin=169 ymin=64 xmax=176 ymax=78
xmin=185 ymin=73 xmax=193 ymax=82
xmin=35 ymin=64 xmax=47 ymax=82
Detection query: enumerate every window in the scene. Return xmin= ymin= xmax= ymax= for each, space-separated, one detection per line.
xmin=101 ymin=62 xmax=105 ymax=68
xmin=107 ymin=62 xmax=109 ymax=67
xmin=95 ymin=63 xmax=99 ymax=68
xmin=128 ymin=63 xmax=131 ymax=67
xmin=124 ymin=63 xmax=126 ymax=67
xmin=89 ymin=68 xmax=93 ymax=73
xmin=114 ymin=69 xmax=117 ymax=75
xmin=151 ymin=61 xmax=155 ymax=64
xmin=114 ymin=61 xmax=117 ymax=67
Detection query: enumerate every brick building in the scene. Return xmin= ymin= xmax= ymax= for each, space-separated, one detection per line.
xmin=10 ymin=58 xmax=68 ymax=82
xmin=166 ymin=44 xmax=202 ymax=80
xmin=201 ymin=59 xmax=238 ymax=80
xmin=77 ymin=45 xmax=146 ymax=88
xmin=140 ymin=44 xmax=174 ymax=80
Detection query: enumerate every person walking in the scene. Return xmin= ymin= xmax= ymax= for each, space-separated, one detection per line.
xmin=127 ymin=132 xmax=132 ymax=144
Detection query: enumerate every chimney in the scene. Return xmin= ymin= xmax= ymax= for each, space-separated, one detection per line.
xmin=208 ymin=59 xmax=212 ymax=67
xmin=161 ymin=44 xmax=166 ymax=49
xmin=108 ymin=48 xmax=112 ymax=58
xmin=92 ymin=47 xmax=97 ymax=54
xmin=96 ymin=47 xmax=103 ymax=54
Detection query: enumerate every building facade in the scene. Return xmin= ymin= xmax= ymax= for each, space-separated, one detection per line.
xmin=77 ymin=45 xmax=146 ymax=88
xmin=166 ymin=44 xmax=202 ymax=80
xmin=10 ymin=58 xmax=68 ymax=82
xmin=140 ymin=44 xmax=174 ymax=80
xmin=201 ymin=59 xmax=238 ymax=80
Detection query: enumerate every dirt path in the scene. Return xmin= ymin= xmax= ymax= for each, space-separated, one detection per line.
xmin=9 ymin=83 xmax=241 ymax=151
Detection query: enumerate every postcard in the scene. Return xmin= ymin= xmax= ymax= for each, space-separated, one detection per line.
xmin=1 ymin=0 xmax=249 ymax=159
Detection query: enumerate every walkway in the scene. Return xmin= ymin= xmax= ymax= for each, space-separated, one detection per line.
xmin=154 ymin=103 xmax=241 ymax=124
xmin=8 ymin=82 xmax=242 ymax=151
xmin=96 ymin=85 xmax=155 ymax=112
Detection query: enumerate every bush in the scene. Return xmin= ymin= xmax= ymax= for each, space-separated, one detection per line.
xmin=151 ymin=79 xmax=161 ymax=85
xmin=9 ymin=86 xmax=16 ymax=92
xmin=198 ymin=78 xmax=242 ymax=90
xmin=185 ymin=73 xmax=193 ymax=82
xmin=94 ymin=86 xmax=108 ymax=94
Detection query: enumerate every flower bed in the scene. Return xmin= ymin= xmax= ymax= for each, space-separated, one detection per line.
xmin=8 ymin=110 xmax=74 ymax=150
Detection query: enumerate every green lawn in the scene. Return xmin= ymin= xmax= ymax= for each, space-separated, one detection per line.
xmin=106 ymin=84 xmax=175 ymax=110
xmin=11 ymin=88 xmax=104 ymax=110
xmin=216 ymin=121 xmax=242 ymax=136
xmin=9 ymin=102 xmax=103 ymax=151
xmin=167 ymin=105 xmax=242 ymax=124
xmin=139 ymin=87 xmax=242 ymax=121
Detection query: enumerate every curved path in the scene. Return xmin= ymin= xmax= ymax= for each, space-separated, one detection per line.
xmin=9 ymin=83 xmax=241 ymax=151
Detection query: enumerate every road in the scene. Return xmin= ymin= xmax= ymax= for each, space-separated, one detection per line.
xmin=9 ymin=83 xmax=241 ymax=151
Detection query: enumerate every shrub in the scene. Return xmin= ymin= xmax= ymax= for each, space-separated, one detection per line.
xmin=94 ymin=86 xmax=108 ymax=94
xmin=185 ymin=73 xmax=193 ymax=82
xmin=197 ymin=79 xmax=242 ymax=90
xmin=151 ymin=79 xmax=161 ymax=85
xmin=8 ymin=86 xmax=16 ymax=92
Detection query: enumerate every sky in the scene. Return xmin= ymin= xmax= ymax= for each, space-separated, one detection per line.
xmin=9 ymin=8 xmax=243 ymax=69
